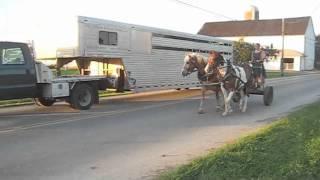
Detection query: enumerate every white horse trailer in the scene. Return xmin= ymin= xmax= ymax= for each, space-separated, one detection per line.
xmin=56 ymin=16 xmax=233 ymax=92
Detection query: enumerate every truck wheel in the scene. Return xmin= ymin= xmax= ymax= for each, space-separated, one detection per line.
xmin=37 ymin=97 xmax=55 ymax=107
xmin=70 ymin=84 xmax=94 ymax=110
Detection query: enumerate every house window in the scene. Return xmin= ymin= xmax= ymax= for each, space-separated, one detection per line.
xmin=283 ymin=58 xmax=294 ymax=70
xmin=283 ymin=58 xmax=294 ymax=63
xmin=1 ymin=48 xmax=25 ymax=65
xmin=99 ymin=31 xmax=118 ymax=46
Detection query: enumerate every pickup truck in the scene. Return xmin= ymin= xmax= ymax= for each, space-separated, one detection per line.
xmin=0 ymin=41 xmax=111 ymax=110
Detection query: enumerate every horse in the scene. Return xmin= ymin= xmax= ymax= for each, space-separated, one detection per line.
xmin=181 ymin=53 xmax=223 ymax=114
xmin=205 ymin=52 xmax=252 ymax=116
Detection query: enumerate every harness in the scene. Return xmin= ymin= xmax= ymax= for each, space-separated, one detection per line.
xmin=219 ymin=63 xmax=247 ymax=92
xmin=197 ymin=71 xmax=208 ymax=81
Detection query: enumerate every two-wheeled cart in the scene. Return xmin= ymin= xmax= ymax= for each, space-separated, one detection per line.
xmin=247 ymin=62 xmax=273 ymax=106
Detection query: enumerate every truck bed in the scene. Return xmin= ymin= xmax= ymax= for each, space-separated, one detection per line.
xmin=52 ymin=75 xmax=108 ymax=83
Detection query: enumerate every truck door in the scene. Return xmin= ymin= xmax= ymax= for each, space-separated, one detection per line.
xmin=0 ymin=42 xmax=37 ymax=100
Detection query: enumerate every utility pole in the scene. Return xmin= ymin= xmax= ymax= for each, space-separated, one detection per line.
xmin=281 ymin=18 xmax=285 ymax=77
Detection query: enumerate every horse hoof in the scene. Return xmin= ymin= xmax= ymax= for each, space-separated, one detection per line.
xmin=198 ymin=109 xmax=204 ymax=114
xmin=222 ymin=112 xmax=228 ymax=116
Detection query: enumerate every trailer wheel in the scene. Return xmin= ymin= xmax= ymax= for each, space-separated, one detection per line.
xmin=263 ymin=86 xmax=273 ymax=106
xmin=70 ymin=84 xmax=94 ymax=110
xmin=36 ymin=97 xmax=55 ymax=107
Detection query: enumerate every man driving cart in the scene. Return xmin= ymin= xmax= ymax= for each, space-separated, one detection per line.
xmin=251 ymin=43 xmax=267 ymax=88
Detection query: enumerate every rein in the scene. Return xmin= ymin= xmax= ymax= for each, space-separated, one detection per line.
xmin=213 ymin=60 xmax=247 ymax=91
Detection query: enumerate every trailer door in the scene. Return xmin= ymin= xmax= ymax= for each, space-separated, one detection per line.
xmin=0 ymin=42 xmax=37 ymax=100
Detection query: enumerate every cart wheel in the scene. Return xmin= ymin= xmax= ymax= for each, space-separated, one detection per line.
xmin=263 ymin=86 xmax=273 ymax=106
xmin=36 ymin=97 xmax=55 ymax=107
xmin=70 ymin=83 xmax=95 ymax=110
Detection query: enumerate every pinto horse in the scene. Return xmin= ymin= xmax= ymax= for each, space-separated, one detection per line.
xmin=205 ymin=52 xmax=252 ymax=116
xmin=181 ymin=53 xmax=223 ymax=113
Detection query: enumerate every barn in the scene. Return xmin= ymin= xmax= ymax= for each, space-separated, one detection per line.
xmin=198 ymin=16 xmax=316 ymax=71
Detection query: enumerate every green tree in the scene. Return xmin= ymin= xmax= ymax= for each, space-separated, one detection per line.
xmin=233 ymin=40 xmax=254 ymax=63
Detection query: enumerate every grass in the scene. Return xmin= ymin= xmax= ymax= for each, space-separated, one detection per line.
xmin=0 ymin=98 xmax=34 ymax=107
xmin=267 ymin=71 xmax=300 ymax=79
xmin=59 ymin=69 xmax=80 ymax=76
xmin=50 ymin=69 xmax=80 ymax=76
xmin=98 ymin=89 xmax=132 ymax=98
xmin=158 ymin=101 xmax=320 ymax=180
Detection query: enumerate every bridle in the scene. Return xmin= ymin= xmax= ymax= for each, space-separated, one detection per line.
xmin=184 ymin=55 xmax=201 ymax=75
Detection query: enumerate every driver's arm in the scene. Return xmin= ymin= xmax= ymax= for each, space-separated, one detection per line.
xmin=260 ymin=51 xmax=267 ymax=61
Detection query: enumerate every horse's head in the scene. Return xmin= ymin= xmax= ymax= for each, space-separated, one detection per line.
xmin=204 ymin=56 xmax=214 ymax=74
xmin=205 ymin=50 xmax=220 ymax=74
xmin=182 ymin=53 xmax=199 ymax=77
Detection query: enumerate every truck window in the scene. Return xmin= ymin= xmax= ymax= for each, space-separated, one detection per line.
xmin=1 ymin=47 xmax=25 ymax=65
xmin=99 ymin=31 xmax=118 ymax=46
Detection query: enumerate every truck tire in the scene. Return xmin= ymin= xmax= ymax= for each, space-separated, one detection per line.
xmin=70 ymin=83 xmax=94 ymax=110
xmin=37 ymin=97 xmax=55 ymax=107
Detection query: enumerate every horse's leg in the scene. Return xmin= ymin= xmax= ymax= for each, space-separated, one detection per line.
xmin=220 ymin=83 xmax=229 ymax=116
xmin=226 ymin=91 xmax=234 ymax=113
xmin=220 ymin=89 xmax=226 ymax=111
xmin=198 ymin=87 xmax=205 ymax=114
xmin=239 ymin=97 xmax=243 ymax=111
xmin=239 ymin=90 xmax=244 ymax=111
xmin=215 ymin=89 xmax=222 ymax=111
xmin=242 ymin=91 xmax=248 ymax=113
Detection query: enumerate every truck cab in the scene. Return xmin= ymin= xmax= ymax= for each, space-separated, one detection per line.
xmin=0 ymin=42 xmax=37 ymax=100
xmin=0 ymin=41 xmax=112 ymax=110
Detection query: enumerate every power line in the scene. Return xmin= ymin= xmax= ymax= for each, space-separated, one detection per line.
xmin=170 ymin=0 xmax=236 ymax=20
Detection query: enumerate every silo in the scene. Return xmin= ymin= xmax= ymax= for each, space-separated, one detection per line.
xmin=244 ymin=5 xmax=259 ymax=20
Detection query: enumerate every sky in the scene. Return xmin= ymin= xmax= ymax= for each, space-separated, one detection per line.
xmin=1 ymin=0 xmax=320 ymax=57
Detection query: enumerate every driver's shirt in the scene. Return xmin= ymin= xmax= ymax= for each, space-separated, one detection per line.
xmin=252 ymin=50 xmax=262 ymax=61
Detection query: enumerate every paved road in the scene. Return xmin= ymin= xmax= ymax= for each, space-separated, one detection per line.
xmin=0 ymin=74 xmax=319 ymax=180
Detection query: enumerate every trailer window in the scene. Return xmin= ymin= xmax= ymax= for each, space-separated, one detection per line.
xmin=1 ymin=48 xmax=25 ymax=65
xmin=99 ymin=31 xmax=118 ymax=46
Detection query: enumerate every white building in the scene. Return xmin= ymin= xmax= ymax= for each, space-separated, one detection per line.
xmin=198 ymin=16 xmax=316 ymax=71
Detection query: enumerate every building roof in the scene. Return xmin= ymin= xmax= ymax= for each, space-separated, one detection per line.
xmin=279 ymin=49 xmax=304 ymax=57
xmin=198 ymin=16 xmax=311 ymax=37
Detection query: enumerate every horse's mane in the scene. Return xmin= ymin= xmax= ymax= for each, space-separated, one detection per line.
xmin=189 ymin=53 xmax=207 ymax=66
